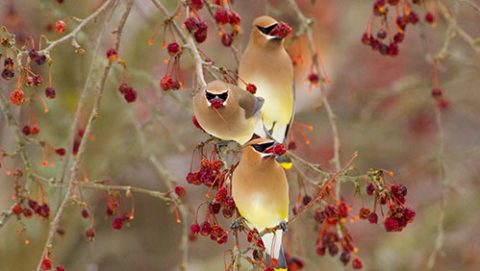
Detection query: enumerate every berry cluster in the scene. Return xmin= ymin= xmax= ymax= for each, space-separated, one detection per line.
xmin=160 ymin=42 xmax=183 ymax=91
xmin=12 ymin=199 xmax=50 ymax=219
xmin=41 ymin=255 xmax=65 ymax=271
xmin=105 ymin=192 xmax=133 ymax=231
xmin=313 ymin=201 xmax=363 ymax=269
xmin=213 ymin=3 xmax=241 ymax=47
xmin=118 ymin=83 xmax=137 ymax=103
xmin=365 ymin=170 xmax=416 ymax=232
xmin=28 ymin=49 xmax=47 ymax=65
xmin=187 ymin=156 xmax=235 ymax=244
xmin=362 ymin=0 xmax=436 ymax=56
xmin=22 ymin=124 xmax=40 ymax=136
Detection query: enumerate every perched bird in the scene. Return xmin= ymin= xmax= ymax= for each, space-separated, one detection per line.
xmin=232 ymin=138 xmax=289 ymax=270
xmin=238 ymin=15 xmax=294 ymax=144
xmin=193 ymin=80 xmax=264 ymax=145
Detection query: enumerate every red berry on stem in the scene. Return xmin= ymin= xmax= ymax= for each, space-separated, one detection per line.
xmin=425 ymin=12 xmax=435 ymax=24
xmin=352 ymin=258 xmax=363 ymax=269
xmin=106 ymin=48 xmax=118 ymax=62
xmin=167 ymin=42 xmax=181 ymax=56
xmin=45 ymin=86 xmax=56 ymax=99
xmin=41 ymin=258 xmax=52 ymax=270
xmin=55 ymin=20 xmax=66 ymax=33
xmin=86 ymin=227 xmax=95 ymax=240
xmin=55 ymin=148 xmax=66 ymax=156
xmin=368 ymin=212 xmax=378 ymax=224
xmin=174 ymin=185 xmax=186 ymax=197
xmin=246 ymin=83 xmax=257 ymax=94
xmin=221 ymin=33 xmax=233 ymax=47
xmin=9 ymin=89 xmax=25 ymax=105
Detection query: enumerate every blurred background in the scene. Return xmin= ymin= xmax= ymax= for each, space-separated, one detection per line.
xmin=0 ymin=0 xmax=479 ymax=270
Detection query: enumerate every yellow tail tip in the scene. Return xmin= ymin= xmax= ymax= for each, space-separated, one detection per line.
xmin=279 ymin=161 xmax=293 ymax=170
xmin=274 ymin=268 xmax=288 ymax=271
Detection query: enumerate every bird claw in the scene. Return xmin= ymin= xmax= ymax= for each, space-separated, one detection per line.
xmin=230 ymin=217 xmax=246 ymax=230
xmin=279 ymin=221 xmax=288 ymax=232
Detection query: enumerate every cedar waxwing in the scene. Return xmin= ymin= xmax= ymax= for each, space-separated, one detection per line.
xmin=193 ymin=80 xmax=264 ymax=145
xmin=232 ymin=138 xmax=289 ymax=270
xmin=238 ymin=15 xmax=294 ymax=144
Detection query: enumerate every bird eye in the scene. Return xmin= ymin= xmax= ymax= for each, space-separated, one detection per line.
xmin=252 ymin=141 xmax=275 ymax=153
xmin=256 ymin=24 xmax=277 ymax=35
xmin=205 ymin=92 xmax=216 ymax=101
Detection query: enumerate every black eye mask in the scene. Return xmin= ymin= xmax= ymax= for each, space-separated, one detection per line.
xmin=251 ymin=141 xmax=275 ymax=153
xmin=256 ymin=24 xmax=278 ymax=35
xmin=206 ymin=91 xmax=228 ymax=101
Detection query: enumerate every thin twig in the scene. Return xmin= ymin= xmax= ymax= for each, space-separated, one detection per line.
xmin=438 ymin=1 xmax=480 ymax=55
xmin=150 ymin=0 xmax=207 ymax=92
xmin=34 ymin=1 xmax=132 ymax=270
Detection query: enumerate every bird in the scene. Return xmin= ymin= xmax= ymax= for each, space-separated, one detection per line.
xmin=232 ymin=137 xmax=289 ymax=270
xmin=238 ymin=15 xmax=294 ymax=144
xmin=192 ymin=80 xmax=264 ymax=145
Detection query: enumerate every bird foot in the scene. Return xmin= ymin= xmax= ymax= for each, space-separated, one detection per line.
xmin=230 ymin=217 xmax=247 ymax=230
xmin=279 ymin=221 xmax=288 ymax=232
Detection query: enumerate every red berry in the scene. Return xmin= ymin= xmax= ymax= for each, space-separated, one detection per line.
xmin=302 ymin=195 xmax=312 ymax=205
xmin=56 ymin=265 xmax=65 ymax=271
xmin=384 ymin=216 xmax=401 ymax=232
xmin=34 ymin=75 xmax=44 ymax=86
xmin=221 ymin=33 xmax=233 ymax=47
xmin=391 ymin=183 xmax=408 ymax=197
xmin=12 ymin=203 xmax=22 ymax=215
xmin=194 ymin=27 xmax=208 ymax=43
xmin=112 ymin=217 xmax=124 ymax=230
xmin=352 ymin=258 xmax=363 ymax=269
xmin=81 ymin=208 xmax=89 ymax=219
xmin=368 ymin=212 xmax=378 ymax=224
xmin=41 ymin=258 xmax=52 ymax=270
xmin=361 ymin=33 xmax=371 ymax=45
xmin=338 ymin=202 xmax=349 ymax=217
xmin=188 ymin=0 xmax=203 ymax=11
xmin=167 ymin=42 xmax=181 ymax=56
xmin=214 ymin=10 xmax=229 ymax=25
xmin=86 ymin=227 xmax=95 ymax=240
xmin=359 ymin=207 xmax=370 ymax=219
xmin=55 ymin=148 xmax=66 ymax=156
xmin=174 ymin=185 xmax=186 ymax=197
xmin=45 ymin=86 xmax=56 ymax=99
xmin=118 ymin=83 xmax=130 ymax=94
xmin=228 ymin=11 xmax=241 ymax=26
xmin=184 ymin=17 xmax=198 ymax=33
xmin=55 ymin=20 xmax=66 ymax=33
xmin=308 ymin=73 xmax=319 ymax=84
xmin=366 ymin=183 xmax=375 ymax=195
xmin=425 ymin=12 xmax=435 ymax=24
xmin=393 ymin=32 xmax=404 ymax=44
xmin=209 ymin=202 xmax=221 ymax=214
xmin=246 ymin=83 xmax=257 ymax=94
xmin=106 ymin=48 xmax=118 ymax=62
xmin=39 ymin=204 xmax=50 ymax=218
xmin=23 ymin=208 xmax=33 ymax=218
xmin=432 ymin=88 xmax=442 ymax=98
xmin=22 ymin=125 xmax=31 ymax=136
xmin=409 ymin=12 xmax=419 ymax=24
xmin=9 ymin=89 xmax=25 ymax=106
xmin=123 ymin=88 xmax=137 ymax=103
xmin=30 ymin=124 xmax=40 ymax=135
xmin=340 ymin=251 xmax=351 ymax=265
xmin=200 ymin=221 xmax=212 ymax=236
xmin=190 ymin=223 xmax=201 ymax=235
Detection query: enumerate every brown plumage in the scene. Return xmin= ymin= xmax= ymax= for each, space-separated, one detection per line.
xmin=232 ymin=137 xmax=289 ymax=268
xmin=193 ymin=80 xmax=263 ymax=144
xmin=238 ymin=15 xmax=294 ymax=143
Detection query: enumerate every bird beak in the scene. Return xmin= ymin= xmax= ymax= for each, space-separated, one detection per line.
xmin=263 ymin=143 xmax=287 ymax=158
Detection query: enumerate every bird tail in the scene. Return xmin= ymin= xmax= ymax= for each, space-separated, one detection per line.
xmin=262 ymin=229 xmax=287 ymax=270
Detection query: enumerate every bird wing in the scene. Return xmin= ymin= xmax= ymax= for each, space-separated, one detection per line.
xmin=236 ymin=87 xmax=264 ymax=119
